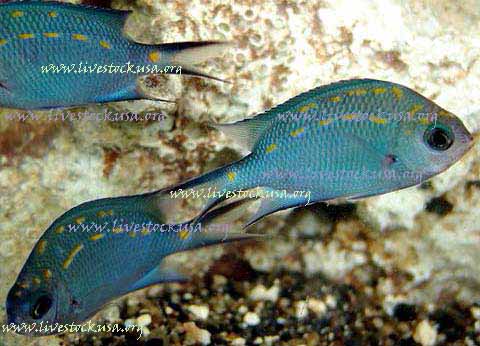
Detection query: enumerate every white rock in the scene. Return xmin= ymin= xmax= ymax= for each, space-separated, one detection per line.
xmin=244 ymin=312 xmax=260 ymax=326
xmin=100 ymin=304 xmax=121 ymax=323
xmin=295 ymin=300 xmax=309 ymax=320
xmin=471 ymin=307 xmax=480 ymax=320
xmin=187 ymin=304 xmax=210 ymax=321
xmin=231 ymin=337 xmax=246 ymax=346
xmin=325 ymin=295 xmax=337 ymax=309
xmin=249 ymin=283 xmax=280 ymax=302
xmin=183 ymin=322 xmax=211 ymax=346
xmin=124 ymin=319 xmax=136 ymax=328
xmin=413 ymin=320 xmax=437 ymax=346
xmin=307 ymin=298 xmax=327 ymax=317
xmin=303 ymin=241 xmax=366 ymax=279
xmin=136 ymin=314 xmax=152 ymax=327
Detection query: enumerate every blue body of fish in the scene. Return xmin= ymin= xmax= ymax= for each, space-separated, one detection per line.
xmin=0 ymin=1 xmax=228 ymax=109
xmin=6 ymin=194 xmax=256 ymax=334
xmin=163 ymin=79 xmax=473 ymax=226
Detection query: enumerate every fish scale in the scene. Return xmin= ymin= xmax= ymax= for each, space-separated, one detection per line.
xmin=0 ymin=1 xmax=230 ymax=109
xmin=7 ymin=193 xmax=259 ymax=334
xmin=154 ymin=79 xmax=472 ymax=227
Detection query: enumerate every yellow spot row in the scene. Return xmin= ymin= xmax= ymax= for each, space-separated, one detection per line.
xmin=9 ymin=10 xmax=57 ymax=17
xmin=298 ymin=102 xmax=317 ymax=113
xmin=97 ymin=210 xmax=114 ymax=218
xmin=0 ymin=33 xmax=112 ymax=49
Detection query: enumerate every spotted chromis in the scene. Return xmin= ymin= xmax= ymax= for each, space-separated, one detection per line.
xmin=6 ymin=194 xmax=259 ymax=335
xmin=162 ymin=79 xmax=473 ymax=227
xmin=0 ymin=1 xmax=230 ymax=109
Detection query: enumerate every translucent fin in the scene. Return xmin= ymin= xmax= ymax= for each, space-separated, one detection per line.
xmin=199 ymin=197 xmax=259 ymax=226
xmin=171 ymin=41 xmax=233 ymax=66
xmin=243 ymin=188 xmax=310 ymax=228
xmin=210 ymin=117 xmax=272 ymax=151
xmin=166 ymin=41 xmax=233 ymax=83
xmin=129 ymin=261 xmax=188 ymax=291
xmin=182 ymin=228 xmax=264 ymax=251
xmin=179 ymin=67 xmax=230 ymax=83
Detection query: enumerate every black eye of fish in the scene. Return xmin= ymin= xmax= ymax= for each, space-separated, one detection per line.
xmin=31 ymin=295 xmax=52 ymax=320
xmin=425 ymin=127 xmax=453 ymax=151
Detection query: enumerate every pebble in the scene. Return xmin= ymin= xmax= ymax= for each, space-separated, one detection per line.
xmin=124 ymin=319 xmax=136 ymax=328
xmin=413 ymin=320 xmax=437 ymax=346
xmin=295 ymin=300 xmax=309 ymax=320
xmin=325 ymin=295 xmax=337 ymax=309
xmin=244 ymin=312 xmax=260 ymax=326
xmin=183 ymin=322 xmax=211 ymax=345
xmin=136 ymin=314 xmax=152 ymax=327
xmin=140 ymin=326 xmax=150 ymax=338
xmin=307 ymin=298 xmax=327 ymax=318
xmin=249 ymin=282 xmax=280 ymax=302
xmin=238 ymin=305 xmax=248 ymax=314
xmin=264 ymin=335 xmax=280 ymax=346
xmin=231 ymin=337 xmax=246 ymax=346
xmin=100 ymin=304 xmax=121 ymax=323
xmin=187 ymin=304 xmax=210 ymax=321
xmin=147 ymin=286 xmax=163 ymax=298
xmin=213 ymin=274 xmax=228 ymax=288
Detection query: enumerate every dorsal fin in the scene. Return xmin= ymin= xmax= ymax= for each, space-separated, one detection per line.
xmin=211 ymin=79 xmax=383 ymax=151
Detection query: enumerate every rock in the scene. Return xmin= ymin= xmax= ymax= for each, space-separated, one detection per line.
xmin=413 ymin=320 xmax=437 ymax=346
xmin=100 ymin=304 xmax=121 ymax=323
xmin=303 ymin=240 xmax=366 ymax=279
xmin=307 ymin=298 xmax=327 ymax=318
xmin=187 ymin=304 xmax=210 ymax=321
xmin=183 ymin=322 xmax=211 ymax=345
xmin=137 ymin=314 xmax=152 ymax=327
xmin=295 ymin=300 xmax=309 ymax=320
xmin=231 ymin=337 xmax=246 ymax=346
xmin=248 ymin=282 xmax=280 ymax=302
xmin=243 ymin=312 xmax=260 ymax=326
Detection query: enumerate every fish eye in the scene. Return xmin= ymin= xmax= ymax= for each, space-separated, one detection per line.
xmin=31 ymin=295 xmax=52 ymax=320
xmin=424 ymin=125 xmax=453 ymax=151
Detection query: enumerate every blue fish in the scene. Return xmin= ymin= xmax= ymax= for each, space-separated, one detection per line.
xmin=161 ymin=79 xmax=473 ymax=227
xmin=0 ymin=1 xmax=230 ymax=109
xmin=6 ymin=195 xmax=259 ymax=335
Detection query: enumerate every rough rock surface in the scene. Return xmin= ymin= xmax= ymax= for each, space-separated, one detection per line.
xmin=1 ymin=0 xmax=479 ymax=345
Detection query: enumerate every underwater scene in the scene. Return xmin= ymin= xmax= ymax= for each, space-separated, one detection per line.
xmin=0 ymin=0 xmax=479 ymax=345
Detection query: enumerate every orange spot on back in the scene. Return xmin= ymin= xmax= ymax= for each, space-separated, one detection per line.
xmin=11 ymin=10 xmax=23 ymax=18
xmin=43 ymin=32 xmax=59 ymax=38
xmin=99 ymin=40 xmax=111 ymax=49
xmin=36 ymin=240 xmax=47 ymax=255
xmin=72 ymin=34 xmax=87 ymax=41
xmin=149 ymin=51 xmax=161 ymax=63
xmin=265 ymin=143 xmax=277 ymax=153
xmin=18 ymin=33 xmax=34 ymax=39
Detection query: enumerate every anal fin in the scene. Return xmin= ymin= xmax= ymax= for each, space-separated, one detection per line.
xmin=130 ymin=261 xmax=189 ymax=291
xmin=244 ymin=188 xmax=311 ymax=228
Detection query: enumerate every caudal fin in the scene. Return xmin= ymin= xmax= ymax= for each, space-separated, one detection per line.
xmin=166 ymin=41 xmax=233 ymax=82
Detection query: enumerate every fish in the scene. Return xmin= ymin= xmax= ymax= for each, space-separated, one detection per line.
xmin=0 ymin=1 xmax=230 ymax=109
xmin=6 ymin=195 xmax=260 ymax=335
xmin=157 ymin=78 xmax=474 ymax=227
